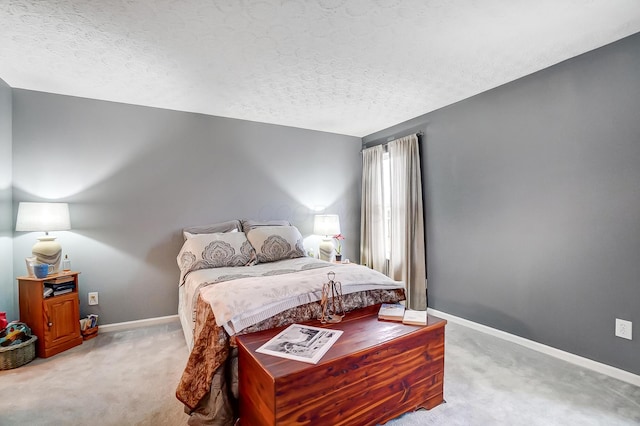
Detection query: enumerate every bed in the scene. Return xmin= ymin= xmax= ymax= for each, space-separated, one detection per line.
xmin=174 ymin=220 xmax=406 ymax=426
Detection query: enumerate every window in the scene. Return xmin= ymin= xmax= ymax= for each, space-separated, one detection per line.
xmin=382 ymin=151 xmax=391 ymax=260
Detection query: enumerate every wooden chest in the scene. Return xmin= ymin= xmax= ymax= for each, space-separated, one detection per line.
xmin=236 ymin=305 xmax=446 ymax=425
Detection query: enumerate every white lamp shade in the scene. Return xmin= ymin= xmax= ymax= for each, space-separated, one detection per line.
xmin=16 ymin=202 xmax=71 ymax=232
xmin=16 ymin=202 xmax=71 ymax=274
xmin=313 ymin=214 xmax=340 ymax=237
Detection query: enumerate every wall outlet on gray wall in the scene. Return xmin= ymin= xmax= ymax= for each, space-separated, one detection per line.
xmin=88 ymin=292 xmax=99 ymax=306
xmin=615 ymin=318 xmax=632 ymax=340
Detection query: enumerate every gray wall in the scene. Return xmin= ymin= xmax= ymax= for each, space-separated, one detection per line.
xmin=11 ymin=90 xmax=362 ymax=325
xmin=0 ymin=78 xmax=14 ymax=320
xmin=364 ymin=33 xmax=640 ymax=375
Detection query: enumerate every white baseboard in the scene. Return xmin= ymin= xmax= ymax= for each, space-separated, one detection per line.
xmin=428 ymin=308 xmax=640 ymax=388
xmin=99 ymin=314 xmax=179 ymax=333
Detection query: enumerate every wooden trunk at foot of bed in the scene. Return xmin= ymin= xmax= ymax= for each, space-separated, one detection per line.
xmin=236 ymin=305 xmax=446 ymax=426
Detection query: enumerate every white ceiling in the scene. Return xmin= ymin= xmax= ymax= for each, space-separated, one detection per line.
xmin=2 ymin=1 xmax=640 ymax=137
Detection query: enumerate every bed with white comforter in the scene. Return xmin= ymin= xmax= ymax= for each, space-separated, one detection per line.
xmin=174 ymin=220 xmax=405 ymax=425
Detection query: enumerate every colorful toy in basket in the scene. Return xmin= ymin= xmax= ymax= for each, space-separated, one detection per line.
xmin=0 ymin=321 xmax=32 ymax=347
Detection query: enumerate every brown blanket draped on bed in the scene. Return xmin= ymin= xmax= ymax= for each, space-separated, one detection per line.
xmin=176 ymin=295 xmax=229 ymax=410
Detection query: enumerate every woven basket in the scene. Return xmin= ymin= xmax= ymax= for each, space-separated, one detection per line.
xmin=0 ymin=335 xmax=37 ymax=370
xmin=82 ymin=326 xmax=98 ymax=341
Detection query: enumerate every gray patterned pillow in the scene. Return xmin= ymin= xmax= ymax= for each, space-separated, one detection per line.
xmin=246 ymin=225 xmax=305 ymax=264
xmin=182 ymin=220 xmax=242 ymax=240
xmin=177 ymin=232 xmax=256 ymax=283
xmin=241 ymin=219 xmax=291 ymax=234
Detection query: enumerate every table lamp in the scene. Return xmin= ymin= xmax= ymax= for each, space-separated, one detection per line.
xmin=16 ymin=202 xmax=71 ymax=273
xmin=314 ymin=214 xmax=340 ymax=261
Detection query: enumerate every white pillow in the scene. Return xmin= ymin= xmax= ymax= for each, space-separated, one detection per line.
xmin=246 ymin=225 xmax=305 ymax=264
xmin=177 ymin=232 xmax=256 ymax=284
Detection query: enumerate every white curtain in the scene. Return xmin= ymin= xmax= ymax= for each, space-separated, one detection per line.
xmin=361 ymin=134 xmax=426 ymax=310
xmin=388 ymin=134 xmax=426 ymax=310
xmin=360 ymin=145 xmax=387 ymax=274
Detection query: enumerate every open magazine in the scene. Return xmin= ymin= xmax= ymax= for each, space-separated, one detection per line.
xmin=256 ymin=324 xmax=343 ymax=364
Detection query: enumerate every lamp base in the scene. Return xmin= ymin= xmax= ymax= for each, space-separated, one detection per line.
xmin=32 ymin=236 xmax=62 ymax=273
xmin=319 ymin=238 xmax=334 ymax=261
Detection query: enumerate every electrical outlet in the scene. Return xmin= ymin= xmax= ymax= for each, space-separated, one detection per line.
xmin=615 ymin=318 xmax=632 ymax=340
xmin=88 ymin=292 xmax=99 ymax=306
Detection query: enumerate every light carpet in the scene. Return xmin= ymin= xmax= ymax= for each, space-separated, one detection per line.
xmin=0 ymin=319 xmax=638 ymax=425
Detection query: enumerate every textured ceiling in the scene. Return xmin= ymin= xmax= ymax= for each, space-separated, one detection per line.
xmin=1 ymin=1 xmax=640 ymax=137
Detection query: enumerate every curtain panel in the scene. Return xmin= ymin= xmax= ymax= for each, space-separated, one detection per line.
xmin=389 ymin=134 xmax=426 ymax=310
xmin=360 ymin=134 xmax=427 ymax=310
xmin=360 ymin=145 xmax=387 ymax=274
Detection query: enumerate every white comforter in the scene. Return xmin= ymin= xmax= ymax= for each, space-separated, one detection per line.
xmin=184 ymin=258 xmax=403 ymax=335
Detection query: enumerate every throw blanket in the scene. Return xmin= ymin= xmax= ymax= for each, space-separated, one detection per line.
xmin=200 ymin=262 xmax=404 ymax=335
xmin=0 ymin=321 xmax=32 ymax=347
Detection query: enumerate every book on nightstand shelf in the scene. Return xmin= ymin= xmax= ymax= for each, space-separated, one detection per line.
xmin=44 ymin=275 xmax=75 ymax=285
xmin=378 ymin=303 xmax=405 ymax=321
xmin=43 ymin=279 xmax=76 ymax=298
xmin=402 ymin=310 xmax=428 ymax=326
xmin=53 ymin=288 xmax=73 ymax=297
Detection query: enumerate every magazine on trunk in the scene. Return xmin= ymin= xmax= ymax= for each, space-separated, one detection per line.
xmin=256 ymin=324 xmax=343 ymax=364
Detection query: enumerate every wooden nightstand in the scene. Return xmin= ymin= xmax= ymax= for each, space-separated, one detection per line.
xmin=17 ymin=271 xmax=82 ymax=358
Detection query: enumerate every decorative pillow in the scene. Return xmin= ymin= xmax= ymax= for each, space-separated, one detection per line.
xmin=182 ymin=220 xmax=242 ymax=240
xmin=241 ymin=219 xmax=291 ymax=234
xmin=246 ymin=225 xmax=305 ymax=264
xmin=177 ymin=232 xmax=256 ymax=283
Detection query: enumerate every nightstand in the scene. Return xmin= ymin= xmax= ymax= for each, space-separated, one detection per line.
xmin=17 ymin=271 xmax=82 ymax=358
